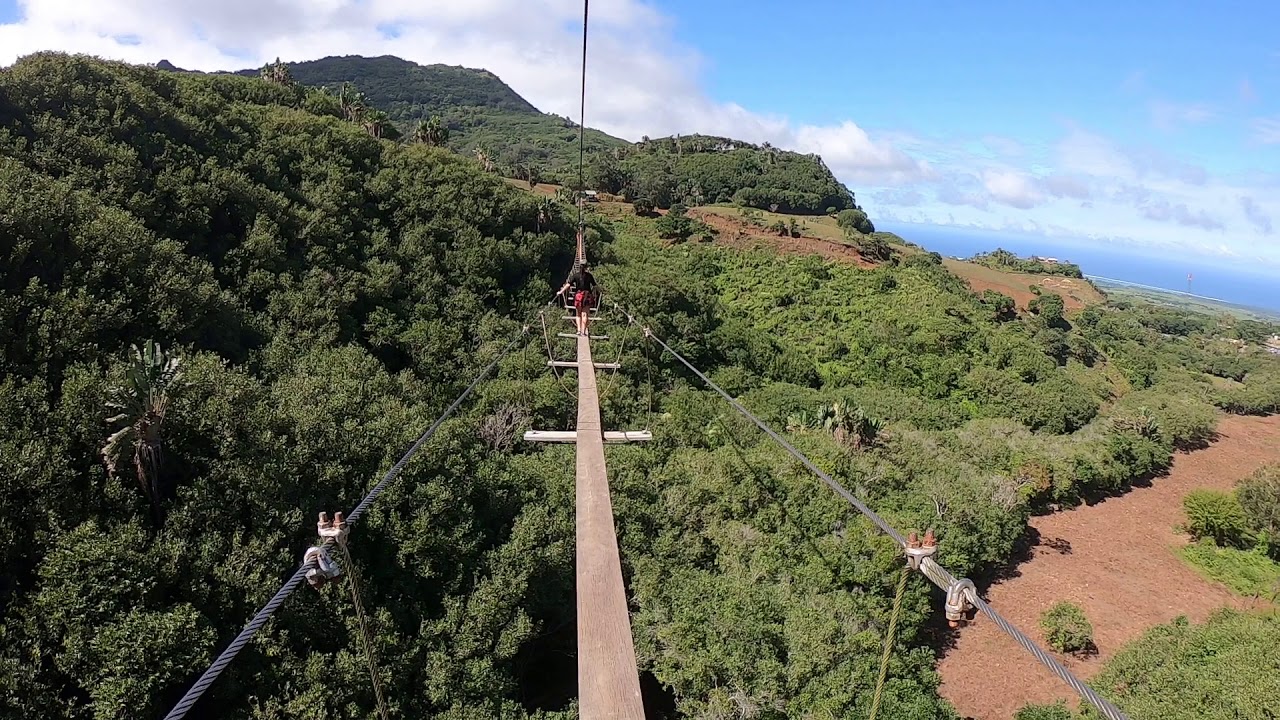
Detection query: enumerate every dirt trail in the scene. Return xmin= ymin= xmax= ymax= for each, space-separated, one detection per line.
xmin=937 ymin=413 xmax=1280 ymax=720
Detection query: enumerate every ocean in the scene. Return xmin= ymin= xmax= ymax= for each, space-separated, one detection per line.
xmin=881 ymin=222 xmax=1280 ymax=313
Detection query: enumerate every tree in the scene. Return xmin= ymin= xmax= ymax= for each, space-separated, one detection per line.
xmin=360 ymin=108 xmax=397 ymax=140
xmin=101 ymin=341 xmax=183 ymax=523
xmin=535 ymin=196 xmax=555 ymax=232
xmin=1028 ymin=292 xmax=1065 ymax=326
xmin=259 ymin=57 xmax=293 ymax=86
xmin=855 ymin=234 xmax=892 ymax=262
xmin=519 ymin=162 xmax=543 ymax=189
xmin=1236 ymin=464 xmax=1280 ymax=554
xmin=982 ymin=290 xmax=1017 ymax=321
xmin=414 ymin=115 xmax=449 ymax=146
xmin=337 ymin=82 xmax=365 ymax=121
xmin=836 ymin=208 xmax=875 ymax=234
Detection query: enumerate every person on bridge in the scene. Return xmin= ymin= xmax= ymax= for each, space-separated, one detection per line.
xmin=558 ymin=262 xmax=599 ymax=336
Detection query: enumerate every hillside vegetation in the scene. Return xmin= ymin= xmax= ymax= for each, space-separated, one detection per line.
xmin=210 ymin=55 xmax=859 ymax=215
xmin=968 ymin=248 xmax=1085 ymax=279
xmin=3 ymin=51 xmax=1280 ymax=720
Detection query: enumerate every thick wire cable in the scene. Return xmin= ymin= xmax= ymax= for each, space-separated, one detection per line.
xmin=597 ymin=318 xmax=634 ymax=402
xmin=632 ymin=316 xmax=1130 ymax=720
xmin=539 ymin=310 xmax=579 ymax=401
xmin=574 ymin=0 xmax=589 ymax=246
xmin=636 ymin=320 xmax=906 ymax=546
xmin=337 ymin=542 xmax=390 ymax=720
xmin=162 ymin=308 xmax=549 ymax=720
xmin=868 ymin=565 xmax=910 ymax=720
xmin=917 ymin=557 xmax=1126 ymax=720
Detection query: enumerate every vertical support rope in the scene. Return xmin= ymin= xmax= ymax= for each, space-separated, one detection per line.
xmin=867 ymin=564 xmax=910 ymax=720
xmin=336 ymin=542 xmax=390 ymax=720
xmin=575 ymin=0 xmax=590 ymax=266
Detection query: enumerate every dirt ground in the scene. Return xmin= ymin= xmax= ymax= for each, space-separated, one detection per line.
xmin=687 ymin=208 xmax=876 ymax=267
xmin=941 ymin=260 xmax=1104 ymax=312
xmin=936 ymin=413 xmax=1280 ymax=720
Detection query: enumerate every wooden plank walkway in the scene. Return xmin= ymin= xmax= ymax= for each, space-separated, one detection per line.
xmin=573 ymin=332 xmax=645 ymax=719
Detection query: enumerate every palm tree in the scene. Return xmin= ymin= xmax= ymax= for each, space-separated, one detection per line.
xmin=102 ymin=341 xmax=183 ymax=523
xmin=414 ymin=115 xmax=449 ymax=146
xmin=520 ymin=162 xmax=542 ymax=189
xmin=474 ymin=147 xmax=494 ymax=172
xmin=536 ymin=197 xmax=554 ymax=232
xmin=260 ymin=57 xmax=293 ymax=86
xmin=338 ymin=83 xmax=365 ymax=122
xmin=361 ymin=108 xmax=393 ymax=139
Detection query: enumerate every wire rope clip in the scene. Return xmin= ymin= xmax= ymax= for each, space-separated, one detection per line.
xmin=318 ymin=511 xmax=350 ymax=546
xmin=945 ymin=577 xmax=977 ymax=628
xmin=303 ymin=545 xmax=342 ymax=589
xmin=904 ymin=529 xmax=937 ymax=570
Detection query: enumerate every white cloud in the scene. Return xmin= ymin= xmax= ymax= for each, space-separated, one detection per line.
xmin=1149 ymin=100 xmax=1217 ymax=132
xmin=982 ymin=168 xmax=1043 ymax=209
xmin=1252 ymin=116 xmax=1280 ymax=144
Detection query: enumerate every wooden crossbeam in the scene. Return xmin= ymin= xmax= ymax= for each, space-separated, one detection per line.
xmin=523 ymin=430 xmax=653 ymax=444
xmin=558 ymin=332 xmax=610 ymax=339
xmin=548 ymin=360 xmax=620 ymax=370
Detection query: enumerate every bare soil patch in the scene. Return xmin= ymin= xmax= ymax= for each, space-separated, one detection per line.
xmin=936 ymin=413 xmax=1280 ymax=719
xmin=687 ymin=208 xmax=875 ymax=267
xmin=941 ymin=260 xmax=1104 ymax=312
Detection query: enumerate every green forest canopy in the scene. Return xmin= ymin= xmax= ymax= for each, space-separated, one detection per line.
xmin=2 ymin=52 xmax=1280 ymax=720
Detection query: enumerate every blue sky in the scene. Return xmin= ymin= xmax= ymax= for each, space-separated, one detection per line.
xmin=2 ymin=0 xmax=1279 ymax=275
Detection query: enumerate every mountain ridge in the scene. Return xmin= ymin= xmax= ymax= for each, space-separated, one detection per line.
xmin=152 ymin=53 xmax=859 ymax=214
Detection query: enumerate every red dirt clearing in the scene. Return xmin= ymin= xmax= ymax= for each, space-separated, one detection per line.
xmin=687 ymin=208 xmax=876 ymax=267
xmin=937 ymin=413 xmax=1280 ymax=720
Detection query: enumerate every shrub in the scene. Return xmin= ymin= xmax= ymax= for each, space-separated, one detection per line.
xmin=1084 ymin=610 xmax=1280 ymax=720
xmin=1016 ymin=701 xmax=1075 ymax=720
xmin=1039 ymin=601 xmax=1094 ymax=654
xmin=1236 ymin=463 xmax=1280 ymax=554
xmin=1182 ymin=489 xmax=1249 ymax=547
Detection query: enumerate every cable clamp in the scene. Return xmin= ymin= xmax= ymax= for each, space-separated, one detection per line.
xmin=303 ymin=511 xmax=348 ymax=589
xmin=904 ymin=529 xmax=937 ymax=570
xmin=317 ymin=511 xmax=349 ymax=546
xmin=945 ymin=577 xmax=977 ymax=628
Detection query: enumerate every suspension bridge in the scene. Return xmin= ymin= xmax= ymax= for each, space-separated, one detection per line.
xmin=158 ymin=2 xmax=1133 ymax=718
